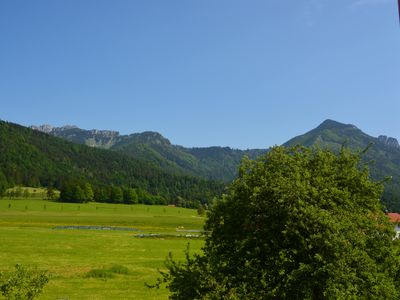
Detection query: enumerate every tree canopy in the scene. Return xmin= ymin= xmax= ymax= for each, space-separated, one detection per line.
xmin=159 ymin=146 xmax=400 ymax=299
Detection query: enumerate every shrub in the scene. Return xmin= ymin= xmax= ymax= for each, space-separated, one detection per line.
xmin=108 ymin=264 xmax=129 ymax=275
xmin=0 ymin=264 xmax=49 ymax=300
xmin=85 ymin=269 xmax=114 ymax=279
xmin=85 ymin=264 xmax=130 ymax=280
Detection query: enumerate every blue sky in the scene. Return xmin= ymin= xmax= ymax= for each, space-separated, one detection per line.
xmin=0 ymin=0 xmax=399 ymax=149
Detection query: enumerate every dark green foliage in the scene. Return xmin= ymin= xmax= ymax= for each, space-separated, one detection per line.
xmin=123 ymin=188 xmax=138 ymax=204
xmin=0 ymin=184 xmax=6 ymax=199
xmin=159 ymin=147 xmax=400 ymax=299
xmin=186 ymin=147 xmax=265 ymax=182
xmin=0 ymin=264 xmax=49 ymax=300
xmin=85 ymin=264 xmax=130 ymax=279
xmin=94 ymin=186 xmax=109 ymax=203
xmin=46 ymin=186 xmax=56 ymax=201
xmin=85 ymin=269 xmax=114 ymax=279
xmin=0 ymin=121 xmax=223 ymax=207
xmin=60 ymin=182 xmax=88 ymax=203
xmin=111 ymin=139 xmax=266 ymax=182
xmin=110 ymin=186 xmax=123 ymax=203
xmin=45 ymin=126 xmax=267 ymax=182
xmin=108 ymin=264 xmax=129 ymax=275
xmin=74 ymin=186 xmax=86 ymax=203
xmin=59 ymin=184 xmax=74 ymax=202
xmin=83 ymin=183 xmax=94 ymax=202
xmin=197 ymin=204 xmax=206 ymax=216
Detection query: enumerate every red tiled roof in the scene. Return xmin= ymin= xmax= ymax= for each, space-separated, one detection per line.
xmin=387 ymin=213 xmax=400 ymax=223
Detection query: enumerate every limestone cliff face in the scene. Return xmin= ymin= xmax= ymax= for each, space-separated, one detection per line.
xmin=30 ymin=124 xmax=54 ymax=134
xmin=378 ymin=135 xmax=400 ymax=149
xmin=31 ymin=125 xmax=121 ymax=149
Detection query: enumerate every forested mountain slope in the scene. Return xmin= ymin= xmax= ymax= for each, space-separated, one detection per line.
xmin=0 ymin=121 xmax=223 ymax=206
xmin=30 ymin=120 xmax=400 ymax=211
xmin=32 ymin=124 xmax=266 ymax=182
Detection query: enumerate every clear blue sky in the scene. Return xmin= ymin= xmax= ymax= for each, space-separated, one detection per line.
xmin=1 ymin=0 xmax=399 ymax=149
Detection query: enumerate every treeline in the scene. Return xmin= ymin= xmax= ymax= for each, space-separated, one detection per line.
xmin=0 ymin=121 xmax=224 ymax=207
xmin=59 ymin=182 xmax=202 ymax=207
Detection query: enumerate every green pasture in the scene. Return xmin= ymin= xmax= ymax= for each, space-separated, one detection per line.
xmin=0 ymin=199 xmax=205 ymax=299
xmin=5 ymin=187 xmax=56 ymax=199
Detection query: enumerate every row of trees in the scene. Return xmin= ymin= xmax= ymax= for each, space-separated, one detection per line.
xmin=0 ymin=180 xmax=208 ymax=208
xmin=59 ymin=183 xmax=148 ymax=204
xmin=58 ymin=182 xmax=202 ymax=207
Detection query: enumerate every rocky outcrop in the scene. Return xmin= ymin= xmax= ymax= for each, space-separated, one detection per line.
xmin=30 ymin=124 xmax=54 ymax=134
xmin=31 ymin=124 xmax=121 ymax=149
xmin=89 ymin=129 xmax=119 ymax=138
xmin=378 ymin=135 xmax=400 ymax=149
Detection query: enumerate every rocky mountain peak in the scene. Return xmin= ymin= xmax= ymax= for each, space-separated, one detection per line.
xmin=59 ymin=125 xmax=79 ymax=130
xmin=378 ymin=135 xmax=400 ymax=148
xmin=31 ymin=124 xmax=79 ymax=133
xmin=88 ymin=129 xmax=120 ymax=138
xmin=30 ymin=124 xmax=53 ymax=133
xmin=131 ymin=131 xmax=171 ymax=146
xmin=316 ymin=119 xmax=358 ymax=131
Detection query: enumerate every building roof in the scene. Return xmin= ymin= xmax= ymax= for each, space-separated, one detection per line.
xmin=387 ymin=213 xmax=400 ymax=223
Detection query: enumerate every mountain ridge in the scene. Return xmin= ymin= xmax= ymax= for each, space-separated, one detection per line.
xmin=31 ymin=124 xmax=267 ymax=182
xmin=31 ymin=120 xmax=400 ymax=151
xmin=29 ymin=120 xmax=400 ymax=210
xmin=1 ymin=120 xmax=223 ymax=207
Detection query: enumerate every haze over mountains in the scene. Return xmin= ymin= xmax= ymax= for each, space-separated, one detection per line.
xmin=30 ymin=119 xmax=400 ymax=211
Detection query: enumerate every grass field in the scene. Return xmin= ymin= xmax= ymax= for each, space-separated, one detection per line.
xmin=0 ymin=199 xmax=205 ymax=299
xmin=5 ymin=186 xmax=57 ymax=199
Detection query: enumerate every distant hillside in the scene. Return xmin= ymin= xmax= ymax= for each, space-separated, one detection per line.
xmin=285 ymin=119 xmax=400 ymax=211
xmin=31 ymin=120 xmax=400 ymax=211
xmin=113 ymin=139 xmax=265 ymax=182
xmin=32 ymin=125 xmax=267 ymax=182
xmin=1 ymin=121 xmax=223 ymax=206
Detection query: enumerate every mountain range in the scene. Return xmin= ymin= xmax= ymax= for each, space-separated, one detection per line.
xmin=0 ymin=121 xmax=223 ymax=207
xmin=30 ymin=119 xmax=400 ymax=210
xmin=31 ymin=124 xmax=266 ymax=182
xmin=0 ymin=119 xmax=396 ymax=210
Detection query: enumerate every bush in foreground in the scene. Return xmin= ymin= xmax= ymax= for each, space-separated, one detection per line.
xmin=0 ymin=264 xmax=49 ymax=300
xmin=156 ymin=146 xmax=400 ymax=299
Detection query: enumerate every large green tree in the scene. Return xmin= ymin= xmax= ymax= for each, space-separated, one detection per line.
xmin=158 ymin=146 xmax=400 ymax=299
xmin=83 ymin=183 xmax=94 ymax=202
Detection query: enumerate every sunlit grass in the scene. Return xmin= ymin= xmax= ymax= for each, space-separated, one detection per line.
xmin=0 ymin=199 xmax=205 ymax=299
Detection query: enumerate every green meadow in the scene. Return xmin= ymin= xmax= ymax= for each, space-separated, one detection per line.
xmin=0 ymin=199 xmax=205 ymax=299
